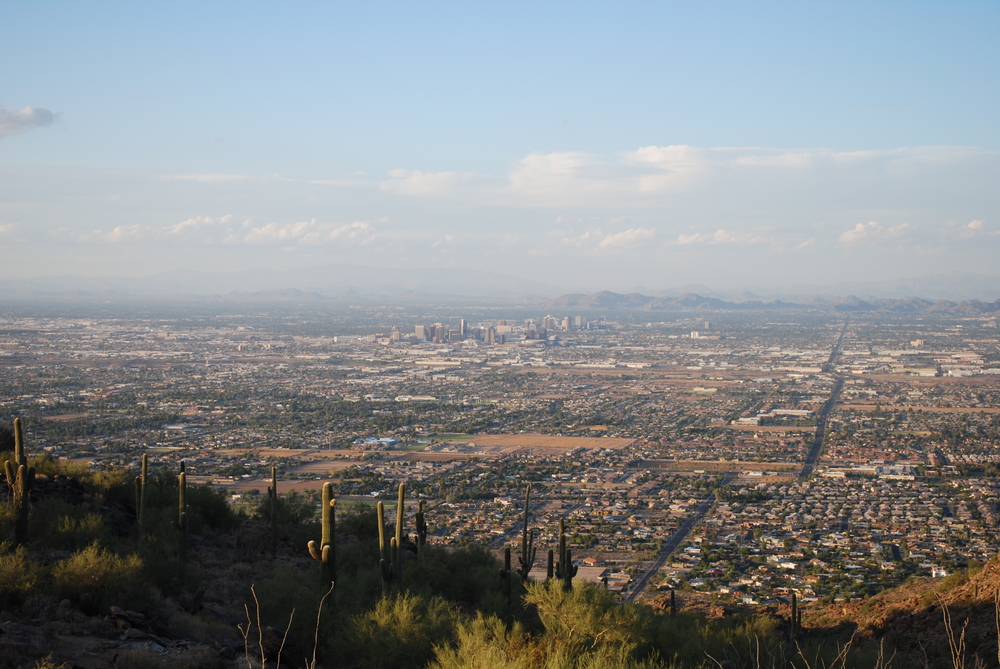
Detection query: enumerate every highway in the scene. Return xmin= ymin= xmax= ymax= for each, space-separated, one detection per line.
xmin=799 ymin=321 xmax=849 ymax=479
xmin=623 ymin=471 xmax=736 ymax=603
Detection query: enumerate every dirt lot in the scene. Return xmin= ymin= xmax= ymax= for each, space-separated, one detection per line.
xmin=469 ymin=434 xmax=634 ymax=451
xmin=837 ymin=403 xmax=1000 ymax=413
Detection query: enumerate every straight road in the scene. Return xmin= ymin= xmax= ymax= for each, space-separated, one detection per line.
xmin=799 ymin=321 xmax=849 ymax=479
xmin=623 ymin=472 xmax=736 ymax=603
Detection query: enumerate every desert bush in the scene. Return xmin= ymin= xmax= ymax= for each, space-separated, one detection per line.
xmin=32 ymin=498 xmax=110 ymax=551
xmin=0 ymin=542 xmax=43 ymax=611
xmin=346 ymin=592 xmax=460 ymax=669
xmin=51 ymin=542 xmax=150 ymax=612
xmin=524 ymin=581 xmax=654 ymax=660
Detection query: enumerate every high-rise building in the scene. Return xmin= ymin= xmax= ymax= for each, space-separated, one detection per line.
xmin=562 ymin=316 xmax=571 ymax=330
xmin=485 ymin=326 xmax=496 ymax=344
xmin=459 ymin=319 xmax=467 ymax=337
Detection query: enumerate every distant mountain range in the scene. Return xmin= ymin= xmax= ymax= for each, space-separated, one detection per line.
xmin=2 ymin=267 xmax=1000 ymax=310
xmin=542 ymin=291 xmax=1000 ymax=315
xmin=0 ymin=265 xmax=556 ymax=305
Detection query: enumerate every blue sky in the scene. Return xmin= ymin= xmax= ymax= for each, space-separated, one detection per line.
xmin=1 ymin=1 xmax=998 ymax=292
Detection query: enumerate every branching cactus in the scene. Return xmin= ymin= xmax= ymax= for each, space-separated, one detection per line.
xmin=268 ymin=466 xmax=278 ymax=556
xmin=554 ymin=518 xmax=577 ymax=590
xmin=378 ymin=483 xmax=406 ymax=592
xmin=415 ymin=499 xmax=428 ymax=557
xmin=517 ymin=483 xmax=536 ymax=581
xmin=307 ymin=482 xmax=336 ymax=586
xmin=171 ymin=463 xmax=189 ymax=562
xmin=4 ymin=418 xmax=35 ymax=546
xmin=134 ymin=453 xmax=148 ymax=536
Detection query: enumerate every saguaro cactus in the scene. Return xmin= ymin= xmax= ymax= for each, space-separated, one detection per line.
xmin=415 ymin=500 xmax=428 ymax=557
xmin=172 ymin=463 xmax=189 ymax=562
xmin=378 ymin=483 xmax=406 ymax=592
xmin=517 ymin=484 xmax=536 ymax=581
xmin=268 ymin=466 xmax=278 ymax=556
xmin=4 ymin=418 xmax=35 ymax=546
xmin=307 ymin=482 xmax=336 ymax=586
xmin=546 ymin=549 xmax=554 ymax=581
xmin=499 ymin=546 xmax=512 ymax=601
xmin=790 ymin=592 xmax=798 ymax=639
xmin=134 ymin=453 xmax=148 ymax=536
xmin=554 ymin=518 xmax=577 ymax=590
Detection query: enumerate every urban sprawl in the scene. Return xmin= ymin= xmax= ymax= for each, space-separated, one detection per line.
xmin=3 ymin=304 xmax=1000 ymax=611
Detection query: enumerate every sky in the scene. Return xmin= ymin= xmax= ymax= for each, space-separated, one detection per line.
xmin=1 ymin=1 xmax=999 ymax=294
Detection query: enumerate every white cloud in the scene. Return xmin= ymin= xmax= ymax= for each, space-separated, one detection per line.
xmin=0 ymin=105 xmax=55 ymax=139
xmin=598 ymin=227 xmax=656 ymax=249
xmin=0 ymin=223 xmax=20 ymax=237
xmin=670 ymin=229 xmax=767 ymax=246
xmin=224 ymin=219 xmax=378 ymax=246
xmin=74 ymin=225 xmax=146 ymax=243
xmin=838 ymin=221 xmax=912 ymax=245
xmin=944 ymin=219 xmax=987 ymax=239
xmin=380 ymin=169 xmax=478 ymax=197
xmin=162 ymin=215 xmax=233 ymax=236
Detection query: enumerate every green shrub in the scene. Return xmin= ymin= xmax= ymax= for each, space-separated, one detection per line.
xmin=0 ymin=542 xmax=43 ymax=611
xmin=32 ymin=498 xmax=110 ymax=551
xmin=346 ymin=592 xmax=459 ymax=669
xmin=51 ymin=542 xmax=150 ymax=612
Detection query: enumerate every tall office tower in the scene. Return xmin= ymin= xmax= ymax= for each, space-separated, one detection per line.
xmin=485 ymin=326 xmax=496 ymax=344
xmin=562 ymin=316 xmax=571 ymax=330
xmin=704 ymin=321 xmax=711 ymax=330
xmin=434 ymin=324 xmax=446 ymax=343
xmin=543 ymin=316 xmax=556 ymax=330
xmin=574 ymin=315 xmax=584 ymax=328
xmin=459 ymin=319 xmax=467 ymax=337
xmin=414 ymin=324 xmax=427 ymax=340
xmin=497 ymin=319 xmax=507 ymax=326
xmin=391 ymin=328 xmax=400 ymax=342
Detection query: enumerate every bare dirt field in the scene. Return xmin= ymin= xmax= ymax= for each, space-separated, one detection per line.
xmin=837 ymin=404 xmax=1000 ymax=414
xmin=726 ymin=424 xmax=817 ymax=432
xmin=469 ymin=434 xmax=634 ymax=451
xmin=285 ymin=459 xmax=359 ymax=475
xmin=640 ymin=459 xmax=798 ymax=473
xmin=222 ymin=478 xmax=332 ymax=493
xmin=858 ymin=374 xmax=1000 ymax=387
xmin=40 ymin=413 xmax=91 ymax=421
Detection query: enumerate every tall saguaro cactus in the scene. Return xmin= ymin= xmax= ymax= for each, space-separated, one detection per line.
xmin=268 ymin=466 xmax=278 ymax=556
xmin=4 ymin=418 xmax=35 ymax=546
xmin=378 ymin=483 xmax=406 ymax=592
xmin=790 ymin=592 xmax=798 ymax=639
xmin=415 ymin=500 xmax=428 ymax=557
xmin=517 ymin=484 xmax=536 ymax=581
xmin=170 ymin=463 xmax=189 ymax=562
xmin=499 ymin=546 xmax=512 ymax=601
xmin=554 ymin=518 xmax=577 ymax=590
xmin=134 ymin=453 xmax=148 ymax=536
xmin=307 ymin=482 xmax=336 ymax=586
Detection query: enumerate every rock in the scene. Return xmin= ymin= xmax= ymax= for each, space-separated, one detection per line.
xmin=120 ymin=640 xmax=166 ymax=653
xmin=0 ymin=621 xmax=56 ymax=658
